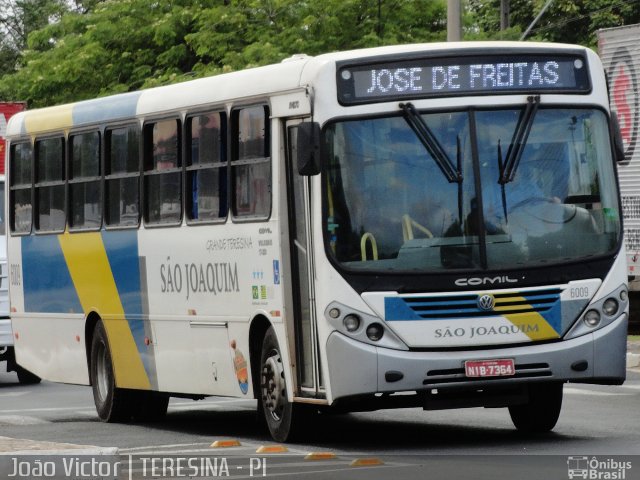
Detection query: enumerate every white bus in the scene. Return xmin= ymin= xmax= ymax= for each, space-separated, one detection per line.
xmin=5 ymin=42 xmax=628 ymax=441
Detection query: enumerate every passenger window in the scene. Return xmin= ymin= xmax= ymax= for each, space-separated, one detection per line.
xmin=186 ymin=112 xmax=227 ymax=222
xmin=9 ymin=142 xmax=33 ymax=234
xmin=35 ymin=137 xmax=65 ymax=232
xmin=105 ymin=125 xmax=140 ymax=227
xmin=144 ymin=119 xmax=182 ymax=225
xmin=69 ymin=131 xmax=101 ymax=230
xmin=231 ymin=105 xmax=271 ymax=219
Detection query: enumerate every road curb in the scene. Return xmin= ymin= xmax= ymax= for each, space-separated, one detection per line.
xmin=627 ymin=352 xmax=640 ymax=369
xmin=0 ymin=436 xmax=118 ymax=456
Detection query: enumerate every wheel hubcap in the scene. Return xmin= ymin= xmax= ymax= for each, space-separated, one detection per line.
xmin=95 ymin=342 xmax=109 ymax=403
xmin=261 ymin=351 xmax=286 ymax=421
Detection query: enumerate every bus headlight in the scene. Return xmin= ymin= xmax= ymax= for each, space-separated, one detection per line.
xmin=602 ymin=298 xmax=619 ymax=317
xmin=366 ymin=323 xmax=384 ymax=341
xmin=583 ymin=310 xmax=601 ymax=327
xmin=324 ymin=302 xmax=409 ymax=350
xmin=565 ymin=284 xmax=628 ymax=340
xmin=343 ymin=314 xmax=361 ymax=332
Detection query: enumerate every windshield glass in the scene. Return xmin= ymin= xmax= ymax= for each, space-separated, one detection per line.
xmin=324 ymin=108 xmax=620 ymax=272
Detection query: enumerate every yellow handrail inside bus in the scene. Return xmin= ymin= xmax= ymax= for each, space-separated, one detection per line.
xmin=402 ymin=214 xmax=434 ymax=241
xmin=360 ymin=232 xmax=378 ymax=261
xmin=327 ymin=177 xmax=337 ymax=254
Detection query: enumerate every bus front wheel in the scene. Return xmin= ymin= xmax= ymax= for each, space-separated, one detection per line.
xmin=259 ymin=326 xmax=310 ymax=442
xmin=508 ymin=382 xmax=563 ymax=433
xmin=90 ymin=321 xmax=133 ymax=422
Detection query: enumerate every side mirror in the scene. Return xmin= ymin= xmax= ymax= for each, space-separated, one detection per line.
xmin=293 ymin=122 xmax=321 ymax=176
xmin=611 ymin=112 xmax=626 ymax=163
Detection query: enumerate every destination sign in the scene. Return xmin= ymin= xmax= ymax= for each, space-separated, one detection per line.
xmin=337 ymin=52 xmax=591 ymax=104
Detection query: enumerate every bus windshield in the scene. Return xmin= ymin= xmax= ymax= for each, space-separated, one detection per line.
xmin=324 ymin=107 xmax=621 ymax=272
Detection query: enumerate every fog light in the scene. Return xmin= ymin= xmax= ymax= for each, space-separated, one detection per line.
xmin=602 ymin=298 xmax=619 ymax=317
xmin=584 ymin=309 xmax=601 ymax=327
xmin=366 ymin=323 xmax=384 ymax=341
xmin=620 ymin=289 xmax=628 ymax=302
xmin=343 ymin=314 xmax=361 ymax=332
xmin=329 ymin=308 xmax=341 ymax=319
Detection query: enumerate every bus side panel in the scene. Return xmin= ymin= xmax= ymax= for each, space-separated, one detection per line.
xmin=11 ymin=236 xmax=90 ymax=384
xmin=138 ymin=222 xmax=284 ymax=398
xmin=57 ymin=231 xmax=151 ymax=390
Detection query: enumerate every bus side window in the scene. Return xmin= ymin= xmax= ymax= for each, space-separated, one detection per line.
xmin=34 ymin=137 xmax=65 ymax=233
xmin=186 ymin=112 xmax=227 ymax=222
xmin=231 ymin=105 xmax=271 ymax=220
xmin=9 ymin=141 xmax=33 ymax=234
xmin=105 ymin=125 xmax=140 ymax=228
xmin=69 ymin=131 xmax=101 ymax=230
xmin=143 ymin=119 xmax=182 ymax=225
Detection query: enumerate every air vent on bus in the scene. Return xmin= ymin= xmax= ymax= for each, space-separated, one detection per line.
xmin=401 ymin=289 xmax=562 ymax=319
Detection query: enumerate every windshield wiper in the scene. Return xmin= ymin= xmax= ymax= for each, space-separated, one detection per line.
xmin=400 ymin=102 xmax=462 ymax=183
xmin=499 ymin=95 xmax=540 ymax=184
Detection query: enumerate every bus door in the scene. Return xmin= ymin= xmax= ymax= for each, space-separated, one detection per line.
xmin=285 ymin=119 xmax=324 ymax=398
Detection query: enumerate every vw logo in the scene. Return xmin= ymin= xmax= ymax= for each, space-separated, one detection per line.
xmin=477 ymin=294 xmax=496 ymax=311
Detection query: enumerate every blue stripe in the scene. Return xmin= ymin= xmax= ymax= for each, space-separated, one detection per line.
xmin=101 ymin=230 xmax=152 ymax=375
xmin=22 ymin=236 xmax=82 ymax=314
xmin=526 ymin=294 xmax=562 ymax=333
xmin=72 ymin=92 xmax=142 ymax=125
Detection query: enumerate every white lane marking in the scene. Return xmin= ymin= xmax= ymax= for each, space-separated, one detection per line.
xmin=0 ymin=391 xmax=31 ymax=398
xmin=564 ymin=387 xmax=632 ymax=396
xmin=0 ymin=397 xmax=256 ymax=415
xmin=0 ymin=415 xmax=51 ymax=425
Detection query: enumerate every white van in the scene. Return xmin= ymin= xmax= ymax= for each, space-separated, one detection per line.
xmin=0 ymin=175 xmax=39 ymax=383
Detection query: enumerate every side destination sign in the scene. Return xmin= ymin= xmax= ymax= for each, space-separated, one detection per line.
xmin=337 ymin=50 xmax=591 ymax=104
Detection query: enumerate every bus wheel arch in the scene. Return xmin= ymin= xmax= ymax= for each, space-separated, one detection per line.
xmin=249 ymin=315 xmax=271 ymax=401
xmin=84 ymin=311 xmax=101 ymax=381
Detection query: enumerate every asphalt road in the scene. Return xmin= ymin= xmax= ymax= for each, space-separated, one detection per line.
xmin=1 ymin=364 xmax=639 ymax=479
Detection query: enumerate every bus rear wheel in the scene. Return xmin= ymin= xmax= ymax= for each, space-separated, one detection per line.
xmin=15 ymin=365 xmax=41 ymax=385
xmin=508 ymin=382 xmax=563 ymax=433
xmin=260 ymin=327 xmax=309 ymax=442
xmin=90 ymin=321 xmax=134 ymax=422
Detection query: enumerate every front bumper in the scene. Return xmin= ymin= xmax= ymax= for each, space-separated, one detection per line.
xmin=326 ymin=312 xmax=627 ymax=402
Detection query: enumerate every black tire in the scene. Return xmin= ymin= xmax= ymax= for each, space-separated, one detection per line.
xmin=90 ymin=321 xmax=134 ymax=422
xmin=133 ymin=392 xmax=170 ymax=422
xmin=260 ymin=326 xmax=311 ymax=442
xmin=15 ymin=365 xmax=41 ymax=385
xmin=509 ymin=382 xmax=563 ymax=433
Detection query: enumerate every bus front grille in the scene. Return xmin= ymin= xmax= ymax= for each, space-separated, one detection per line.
xmin=401 ymin=289 xmax=563 ymax=319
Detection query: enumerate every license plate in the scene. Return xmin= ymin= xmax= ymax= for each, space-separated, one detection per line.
xmin=464 ymin=359 xmax=515 ymax=378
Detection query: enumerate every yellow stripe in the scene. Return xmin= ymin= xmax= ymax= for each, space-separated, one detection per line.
xmin=24 ymin=104 xmax=74 ymax=134
xmin=58 ymin=231 xmax=150 ymax=390
xmin=495 ymin=295 xmax=559 ymax=341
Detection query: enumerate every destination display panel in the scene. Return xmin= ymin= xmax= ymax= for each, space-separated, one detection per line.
xmin=337 ymin=51 xmax=591 ymax=104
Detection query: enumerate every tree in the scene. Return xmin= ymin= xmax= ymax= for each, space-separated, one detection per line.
xmin=0 ymin=0 xmax=448 ymax=107
xmin=468 ymin=0 xmax=640 ymax=47
xmin=0 ymin=0 xmax=69 ymax=73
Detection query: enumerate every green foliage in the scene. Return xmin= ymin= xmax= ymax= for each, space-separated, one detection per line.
xmin=0 ymin=0 xmax=69 ymax=73
xmin=0 ymin=0 xmax=447 ymax=107
xmin=6 ymin=0 xmax=640 ymax=108
xmin=468 ymin=0 xmax=640 ymax=47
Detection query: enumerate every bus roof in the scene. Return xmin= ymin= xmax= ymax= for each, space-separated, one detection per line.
xmin=5 ymin=41 xmax=591 ymax=137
